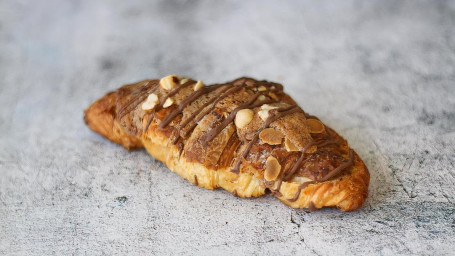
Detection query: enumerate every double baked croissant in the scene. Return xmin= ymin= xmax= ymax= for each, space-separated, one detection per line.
xmin=84 ymin=75 xmax=369 ymax=211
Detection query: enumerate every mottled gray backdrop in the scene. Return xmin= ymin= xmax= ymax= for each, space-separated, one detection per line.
xmin=1 ymin=0 xmax=454 ymax=255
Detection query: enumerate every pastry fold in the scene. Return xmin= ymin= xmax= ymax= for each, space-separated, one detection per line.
xmin=84 ymin=76 xmax=369 ymax=211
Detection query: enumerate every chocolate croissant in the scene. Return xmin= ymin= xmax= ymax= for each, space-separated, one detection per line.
xmin=84 ymin=75 xmax=369 ymax=211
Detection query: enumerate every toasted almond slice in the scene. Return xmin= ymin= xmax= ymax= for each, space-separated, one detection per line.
xmin=291 ymin=176 xmax=313 ymax=183
xmin=163 ymin=98 xmax=174 ymax=108
xmin=194 ymin=80 xmax=204 ymax=91
xmin=307 ymin=119 xmax=325 ymax=133
xmin=261 ymin=104 xmax=278 ymax=110
xmin=268 ymin=92 xmax=279 ymax=100
xmin=141 ymin=93 xmax=159 ymax=110
xmin=265 ymin=156 xmax=281 ymax=181
xmin=284 ymin=138 xmax=299 ymax=152
xmin=245 ymin=80 xmax=255 ymax=86
xmin=258 ymin=110 xmax=269 ymax=121
xmin=160 ymin=75 xmax=179 ymax=90
xmin=235 ymin=109 xmax=254 ymax=129
xmin=258 ymin=104 xmax=279 ymax=121
xmin=258 ymin=95 xmax=267 ymax=101
xmin=180 ymin=78 xmax=190 ymax=85
xmin=259 ymin=128 xmax=284 ymax=145
xmin=258 ymin=86 xmax=267 ymax=91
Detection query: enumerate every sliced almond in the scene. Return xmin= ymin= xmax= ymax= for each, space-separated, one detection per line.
xmin=258 ymin=110 xmax=269 ymax=121
xmin=141 ymin=93 xmax=159 ymax=110
xmin=258 ymin=86 xmax=267 ymax=91
xmin=259 ymin=128 xmax=284 ymax=145
xmin=284 ymin=138 xmax=299 ymax=152
xmin=307 ymin=119 xmax=325 ymax=133
xmin=163 ymin=98 xmax=174 ymax=108
xmin=265 ymin=156 xmax=281 ymax=181
xmin=261 ymin=104 xmax=278 ymax=111
xmin=160 ymin=75 xmax=179 ymax=90
xmin=180 ymin=78 xmax=190 ymax=85
xmin=258 ymin=104 xmax=278 ymax=121
xmin=234 ymin=109 xmax=254 ymax=129
xmin=257 ymin=95 xmax=267 ymax=101
xmin=291 ymin=176 xmax=313 ymax=183
xmin=194 ymin=80 xmax=204 ymax=91
xmin=268 ymin=92 xmax=279 ymax=101
xmin=245 ymin=80 xmax=255 ymax=86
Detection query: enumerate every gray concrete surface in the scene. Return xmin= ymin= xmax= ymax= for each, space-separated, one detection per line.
xmin=1 ymin=0 xmax=455 ymax=255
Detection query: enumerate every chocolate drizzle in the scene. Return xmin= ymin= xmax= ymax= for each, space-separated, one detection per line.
xmin=159 ymin=84 xmax=222 ymax=128
xmin=133 ymin=78 xmax=355 ymax=207
xmin=286 ymin=149 xmax=354 ymax=202
xmin=117 ymin=81 xmax=158 ymax=120
xmin=282 ymin=141 xmax=317 ymax=181
xmin=179 ymin=84 xmax=238 ymax=138
xmin=144 ymin=109 xmax=156 ymax=134
xmin=232 ymin=105 xmax=300 ymax=173
xmin=270 ymin=180 xmax=283 ymax=197
xmin=318 ymin=149 xmax=354 ymax=182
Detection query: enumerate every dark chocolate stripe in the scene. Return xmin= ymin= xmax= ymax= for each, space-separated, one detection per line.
xmin=179 ymin=84 xmax=239 ymax=138
xmin=282 ymin=141 xmax=316 ymax=181
xmin=159 ymin=86 xmax=216 ymax=128
xmin=286 ymin=149 xmax=354 ymax=202
xmin=287 ymin=181 xmax=315 ymax=202
xmin=143 ymin=109 xmax=156 ymax=133
xmin=270 ymin=180 xmax=283 ymax=197
xmin=318 ymin=149 xmax=354 ymax=182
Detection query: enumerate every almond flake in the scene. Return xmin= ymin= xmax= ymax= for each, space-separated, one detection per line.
xmin=259 ymin=128 xmax=284 ymax=145
xmin=307 ymin=119 xmax=325 ymax=133
xmin=235 ymin=109 xmax=254 ymax=129
xmin=194 ymin=80 xmax=204 ymax=91
xmin=163 ymin=98 xmax=174 ymax=108
xmin=160 ymin=75 xmax=179 ymax=90
xmin=265 ymin=156 xmax=281 ymax=181
xmin=141 ymin=93 xmax=159 ymax=110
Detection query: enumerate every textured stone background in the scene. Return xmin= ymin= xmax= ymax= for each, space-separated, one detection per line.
xmin=1 ymin=0 xmax=454 ymax=255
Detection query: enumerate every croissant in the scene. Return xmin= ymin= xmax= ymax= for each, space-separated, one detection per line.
xmin=84 ymin=75 xmax=369 ymax=211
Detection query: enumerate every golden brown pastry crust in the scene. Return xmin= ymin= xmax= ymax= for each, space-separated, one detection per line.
xmin=84 ymin=76 xmax=369 ymax=211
